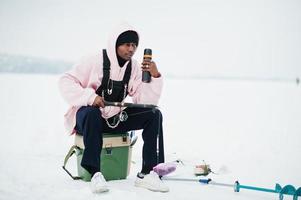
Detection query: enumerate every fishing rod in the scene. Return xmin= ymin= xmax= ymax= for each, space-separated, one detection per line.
xmin=162 ymin=177 xmax=301 ymax=200
xmin=104 ymin=100 xmax=157 ymax=109
xmin=103 ymin=100 xmax=161 ymax=165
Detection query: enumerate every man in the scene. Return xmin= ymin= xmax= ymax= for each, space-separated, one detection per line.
xmin=58 ymin=23 xmax=168 ymax=193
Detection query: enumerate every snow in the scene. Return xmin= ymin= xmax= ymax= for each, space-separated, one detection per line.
xmin=0 ymin=73 xmax=300 ymax=200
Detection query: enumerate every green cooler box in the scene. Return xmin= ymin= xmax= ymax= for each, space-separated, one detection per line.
xmin=63 ymin=132 xmax=135 ymax=181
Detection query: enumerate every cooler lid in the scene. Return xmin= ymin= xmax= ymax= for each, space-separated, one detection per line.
xmin=74 ymin=133 xmax=131 ymax=149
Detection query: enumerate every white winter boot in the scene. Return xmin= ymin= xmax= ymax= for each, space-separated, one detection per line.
xmin=135 ymin=171 xmax=169 ymax=192
xmin=90 ymin=172 xmax=109 ymax=193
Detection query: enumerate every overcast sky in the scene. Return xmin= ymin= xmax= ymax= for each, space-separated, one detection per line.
xmin=0 ymin=0 xmax=300 ymax=78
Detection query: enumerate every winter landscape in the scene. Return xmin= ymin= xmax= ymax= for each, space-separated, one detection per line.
xmin=1 ymin=0 xmax=301 ymax=199
xmin=0 ymin=73 xmax=300 ymax=200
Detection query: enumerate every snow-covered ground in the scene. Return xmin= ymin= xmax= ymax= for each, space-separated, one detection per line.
xmin=0 ymin=73 xmax=300 ymax=200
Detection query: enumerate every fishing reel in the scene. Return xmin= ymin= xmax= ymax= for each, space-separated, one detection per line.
xmin=119 ymin=111 xmax=128 ymax=122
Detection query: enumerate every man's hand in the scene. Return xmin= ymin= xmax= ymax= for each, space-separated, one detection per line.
xmin=92 ymin=96 xmax=105 ymax=108
xmin=141 ymin=60 xmax=161 ymax=78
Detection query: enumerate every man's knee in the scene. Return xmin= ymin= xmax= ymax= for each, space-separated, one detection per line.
xmin=153 ymin=109 xmax=163 ymax=121
xmin=80 ymin=106 xmax=102 ymax=121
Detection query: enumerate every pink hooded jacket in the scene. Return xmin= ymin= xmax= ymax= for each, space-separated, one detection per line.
xmin=58 ymin=23 xmax=163 ymax=134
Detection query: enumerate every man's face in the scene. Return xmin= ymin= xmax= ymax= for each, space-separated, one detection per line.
xmin=116 ymin=43 xmax=137 ymax=60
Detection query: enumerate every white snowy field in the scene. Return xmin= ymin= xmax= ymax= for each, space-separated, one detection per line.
xmin=0 ymin=73 xmax=300 ymax=200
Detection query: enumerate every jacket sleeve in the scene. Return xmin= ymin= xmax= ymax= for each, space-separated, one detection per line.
xmin=128 ymin=60 xmax=163 ymax=105
xmin=58 ymin=56 xmax=98 ymax=107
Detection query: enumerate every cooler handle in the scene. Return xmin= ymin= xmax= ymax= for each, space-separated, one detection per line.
xmin=62 ymin=145 xmax=82 ymax=180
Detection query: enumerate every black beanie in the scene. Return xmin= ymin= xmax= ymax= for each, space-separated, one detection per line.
xmin=116 ymin=30 xmax=139 ymax=48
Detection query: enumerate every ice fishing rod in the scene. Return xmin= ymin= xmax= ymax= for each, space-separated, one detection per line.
xmin=162 ymin=177 xmax=301 ymax=200
xmin=104 ymin=100 xmax=162 ymax=165
xmin=104 ymin=100 xmax=157 ymax=109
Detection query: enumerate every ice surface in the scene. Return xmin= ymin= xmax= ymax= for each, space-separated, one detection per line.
xmin=0 ymin=73 xmax=300 ymax=200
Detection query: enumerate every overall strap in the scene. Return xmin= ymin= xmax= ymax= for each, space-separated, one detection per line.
xmin=101 ymin=49 xmax=110 ymax=88
xmin=123 ymin=60 xmax=132 ymax=87
xmin=96 ymin=49 xmax=110 ymax=96
xmin=95 ymin=49 xmax=132 ymax=98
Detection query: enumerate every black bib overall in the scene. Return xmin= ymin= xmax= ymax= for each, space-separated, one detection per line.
xmin=95 ymin=49 xmax=131 ymax=103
